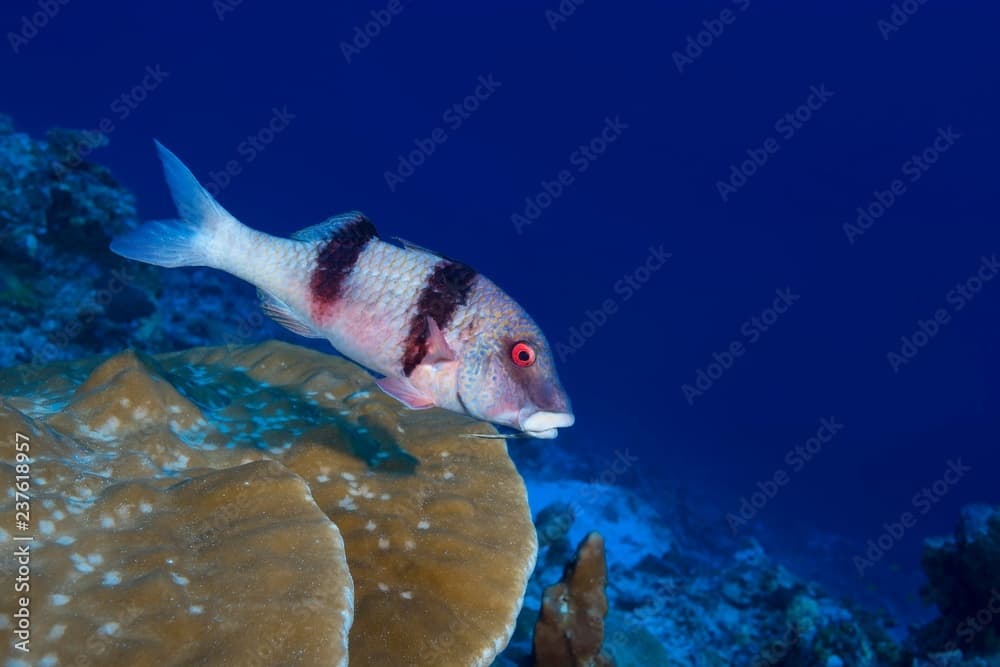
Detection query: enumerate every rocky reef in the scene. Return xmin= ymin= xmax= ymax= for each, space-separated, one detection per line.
xmin=911 ymin=504 xmax=1000 ymax=663
xmin=0 ymin=341 xmax=537 ymax=666
xmin=0 ymin=113 xmax=288 ymax=370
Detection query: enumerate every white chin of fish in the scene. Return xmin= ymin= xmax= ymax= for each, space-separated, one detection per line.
xmin=520 ymin=411 xmax=575 ymax=440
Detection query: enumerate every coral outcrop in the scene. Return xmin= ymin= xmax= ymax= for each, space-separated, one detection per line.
xmin=914 ymin=504 xmax=1000 ymax=659
xmin=533 ymin=532 xmax=615 ymax=667
xmin=0 ymin=341 xmax=538 ymax=666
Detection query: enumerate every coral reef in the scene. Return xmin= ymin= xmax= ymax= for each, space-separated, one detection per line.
xmin=533 ymin=532 xmax=615 ymax=667
xmin=500 ymin=475 xmax=910 ymax=666
xmin=0 ymin=114 xmax=289 ymax=369
xmin=0 ymin=341 xmax=537 ymax=666
xmin=913 ymin=504 xmax=1000 ymax=660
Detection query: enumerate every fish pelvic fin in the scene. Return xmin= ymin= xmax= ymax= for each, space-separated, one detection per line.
xmin=257 ymin=289 xmax=325 ymax=339
xmin=110 ymin=141 xmax=243 ymax=269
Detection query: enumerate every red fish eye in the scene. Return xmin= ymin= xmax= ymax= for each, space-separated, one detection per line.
xmin=511 ymin=342 xmax=536 ymax=367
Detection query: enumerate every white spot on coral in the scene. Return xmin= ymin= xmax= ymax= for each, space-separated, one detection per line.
xmin=87 ymin=553 xmax=103 ymax=566
xmin=337 ymin=496 xmax=357 ymax=511
xmin=51 ymin=594 xmax=71 ymax=606
xmin=365 ymin=521 xmax=376 ymax=532
xmin=440 ymin=451 xmax=450 ymax=458
xmin=42 ymin=499 xmax=55 ymax=509
xmin=39 ymin=655 xmax=59 ymax=667
xmin=340 ymin=472 xmax=356 ymax=481
xmin=168 ymin=405 xmax=182 ymax=414
xmin=380 ymin=493 xmax=391 ymax=501
xmin=100 ymin=516 xmax=115 ymax=529
xmin=324 ymin=392 xmax=335 ymax=400
xmin=400 ymin=591 xmax=413 ymax=600
xmin=100 ymin=622 xmax=120 ymax=636
xmin=99 ymin=416 xmax=120 ymax=434
xmin=316 ymin=474 xmax=330 ymax=483
xmin=53 ymin=510 xmax=65 ymax=520
xmin=404 ymin=539 xmax=416 ymax=551
xmin=39 ymin=520 xmax=54 ymax=535
xmin=55 ymin=536 xmax=75 ymax=546
xmin=377 ymin=583 xmax=389 ymax=592
xmin=396 ymin=425 xmax=405 ymax=433
xmin=47 ymin=624 xmax=66 ymax=640
xmin=70 ymin=553 xmax=94 ymax=573
xmin=417 ymin=520 xmax=430 ymax=530
xmin=443 ymin=471 xmax=454 ymax=480
xmin=102 ymin=571 xmax=121 ymax=586
xmin=120 ymin=398 xmax=132 ymax=408
xmin=139 ymin=502 xmax=153 ymax=514
xmin=378 ymin=537 xmax=390 ymax=550
xmin=133 ymin=406 xmax=149 ymax=420
xmin=171 ymin=572 xmax=189 ymax=586
xmin=189 ymin=605 xmax=204 ymax=615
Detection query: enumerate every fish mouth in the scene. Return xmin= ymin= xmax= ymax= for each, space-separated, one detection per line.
xmin=519 ymin=410 xmax=575 ymax=439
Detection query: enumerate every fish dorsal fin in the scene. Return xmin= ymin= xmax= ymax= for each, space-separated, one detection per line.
xmin=392 ymin=236 xmax=455 ymax=262
xmin=292 ymin=211 xmax=376 ymax=242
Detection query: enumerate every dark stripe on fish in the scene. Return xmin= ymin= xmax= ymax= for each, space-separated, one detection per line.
xmin=309 ymin=216 xmax=378 ymax=306
xmin=402 ymin=261 xmax=477 ymax=376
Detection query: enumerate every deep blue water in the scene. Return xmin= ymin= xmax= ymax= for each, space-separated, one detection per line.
xmin=4 ymin=0 xmax=999 ymax=610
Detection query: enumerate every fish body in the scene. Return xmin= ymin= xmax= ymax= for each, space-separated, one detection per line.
xmin=110 ymin=143 xmax=574 ymax=438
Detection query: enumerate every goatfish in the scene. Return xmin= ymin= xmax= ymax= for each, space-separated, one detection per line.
xmin=110 ymin=143 xmax=575 ymax=439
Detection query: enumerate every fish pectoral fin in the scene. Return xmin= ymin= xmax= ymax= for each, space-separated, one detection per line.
xmin=423 ymin=316 xmax=457 ymax=365
xmin=257 ymin=289 xmax=324 ymax=339
xmin=375 ymin=376 xmax=436 ymax=410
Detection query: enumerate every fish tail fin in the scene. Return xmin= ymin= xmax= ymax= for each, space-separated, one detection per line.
xmin=110 ymin=140 xmax=243 ymax=269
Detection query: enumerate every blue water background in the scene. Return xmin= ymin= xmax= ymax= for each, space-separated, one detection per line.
xmin=4 ymin=1 xmax=998 ymax=605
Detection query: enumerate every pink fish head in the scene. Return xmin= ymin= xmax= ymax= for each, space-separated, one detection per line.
xmin=456 ymin=314 xmax=574 ymax=439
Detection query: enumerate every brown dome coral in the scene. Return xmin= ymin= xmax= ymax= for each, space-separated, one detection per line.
xmin=0 ymin=341 xmax=537 ymax=666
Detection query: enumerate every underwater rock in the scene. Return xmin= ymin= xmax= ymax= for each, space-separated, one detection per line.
xmin=536 ymin=501 xmax=576 ymax=549
xmin=0 ymin=114 xmax=287 ymax=369
xmin=505 ymin=469 xmax=906 ymax=666
xmin=0 ymin=341 xmax=538 ymax=666
xmin=914 ymin=504 xmax=1000 ymax=658
xmin=533 ymin=532 xmax=615 ymax=667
